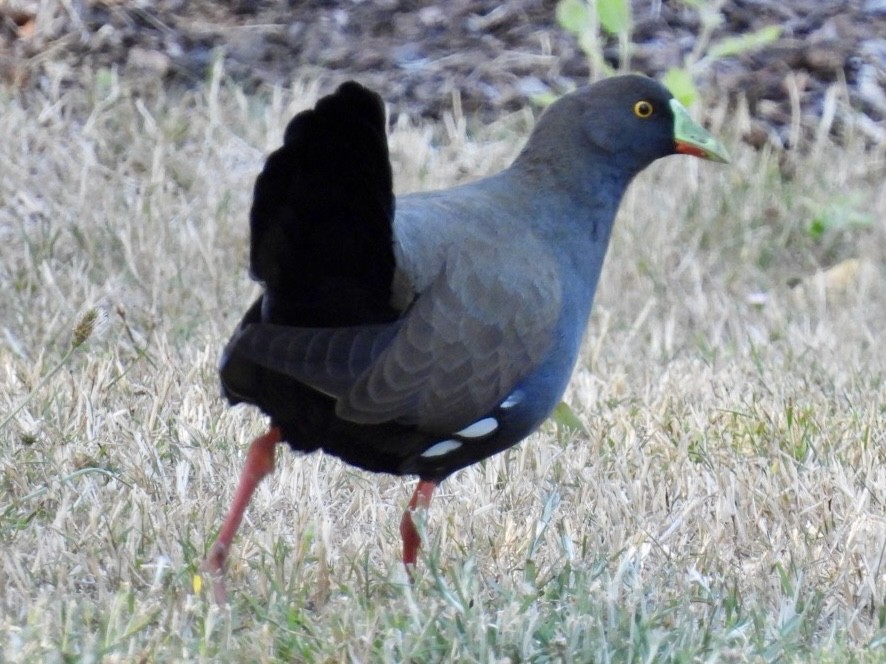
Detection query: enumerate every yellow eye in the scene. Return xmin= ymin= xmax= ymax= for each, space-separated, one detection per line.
xmin=633 ymin=100 xmax=654 ymax=118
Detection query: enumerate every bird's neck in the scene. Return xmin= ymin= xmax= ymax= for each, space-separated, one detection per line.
xmin=498 ymin=151 xmax=637 ymax=327
xmin=508 ymin=153 xmax=630 ymax=266
xmin=511 ymin=131 xmax=635 ymax=230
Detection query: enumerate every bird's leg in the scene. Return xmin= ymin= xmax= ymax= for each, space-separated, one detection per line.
xmin=204 ymin=426 xmax=282 ymax=604
xmin=400 ymin=479 xmax=437 ymax=573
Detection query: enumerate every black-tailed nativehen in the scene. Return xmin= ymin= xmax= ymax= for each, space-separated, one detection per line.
xmin=204 ymin=75 xmax=729 ymax=602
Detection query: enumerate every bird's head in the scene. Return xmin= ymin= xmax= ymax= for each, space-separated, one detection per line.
xmin=523 ymin=75 xmax=729 ymax=177
xmin=580 ymin=74 xmax=730 ymax=170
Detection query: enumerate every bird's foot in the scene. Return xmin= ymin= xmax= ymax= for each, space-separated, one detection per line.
xmin=202 ymin=426 xmax=282 ymax=605
xmin=400 ymin=509 xmax=420 ymax=583
xmin=203 ymin=541 xmax=229 ymax=605
xmin=399 ymin=479 xmax=436 ymax=581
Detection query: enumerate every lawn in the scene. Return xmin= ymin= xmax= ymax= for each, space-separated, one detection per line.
xmin=1 ymin=67 xmax=884 ymax=662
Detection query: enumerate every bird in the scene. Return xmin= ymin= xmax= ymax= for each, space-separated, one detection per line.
xmin=203 ymin=75 xmax=729 ymax=602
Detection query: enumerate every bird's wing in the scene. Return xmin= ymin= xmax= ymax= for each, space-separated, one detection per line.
xmin=225 ymin=321 xmax=401 ymax=399
xmin=226 ymin=238 xmax=562 ymax=434
xmin=336 ymin=240 xmax=562 ymax=432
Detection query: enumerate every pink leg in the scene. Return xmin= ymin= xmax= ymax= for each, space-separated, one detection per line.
xmin=204 ymin=426 xmax=282 ymax=604
xmin=399 ymin=479 xmax=437 ymax=571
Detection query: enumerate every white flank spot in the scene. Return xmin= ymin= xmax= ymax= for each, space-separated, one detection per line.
xmin=500 ymin=390 xmax=524 ymax=409
xmin=454 ymin=417 xmax=498 ymax=438
xmin=421 ymin=439 xmax=462 ymax=458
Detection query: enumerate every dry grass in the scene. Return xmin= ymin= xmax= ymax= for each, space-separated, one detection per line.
xmin=1 ymin=66 xmax=885 ymax=662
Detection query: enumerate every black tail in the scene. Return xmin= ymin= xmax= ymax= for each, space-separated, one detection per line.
xmin=248 ymin=81 xmax=398 ymax=328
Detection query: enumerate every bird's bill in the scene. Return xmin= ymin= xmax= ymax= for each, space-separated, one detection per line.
xmin=670 ymin=99 xmax=730 ymax=163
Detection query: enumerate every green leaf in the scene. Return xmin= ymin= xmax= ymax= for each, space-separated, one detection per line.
xmin=556 ymin=0 xmax=590 ymax=35
xmin=578 ymin=30 xmax=605 ymax=66
xmin=551 ymin=401 xmax=588 ymax=436
xmin=708 ymin=25 xmax=781 ymax=59
xmin=807 ymin=195 xmax=873 ymax=239
xmin=531 ymin=91 xmax=560 ymax=108
xmin=597 ymin=0 xmax=631 ymax=35
xmin=662 ymin=67 xmax=698 ymax=107
xmin=807 ymin=217 xmax=826 ymax=240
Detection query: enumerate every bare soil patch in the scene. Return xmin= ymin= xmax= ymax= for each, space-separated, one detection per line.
xmin=2 ymin=1 xmax=885 ymax=146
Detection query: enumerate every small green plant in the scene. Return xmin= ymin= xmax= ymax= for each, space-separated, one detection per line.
xmin=556 ymin=0 xmax=632 ymax=80
xmin=805 ymin=193 xmax=873 ymax=240
xmin=663 ymin=0 xmax=781 ymax=106
xmin=556 ymin=0 xmax=781 ymax=107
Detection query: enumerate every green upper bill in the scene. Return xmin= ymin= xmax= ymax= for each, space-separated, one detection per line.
xmin=670 ymin=98 xmax=730 ymax=163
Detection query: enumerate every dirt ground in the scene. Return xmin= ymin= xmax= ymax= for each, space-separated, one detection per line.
xmin=1 ymin=1 xmax=884 ymax=147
